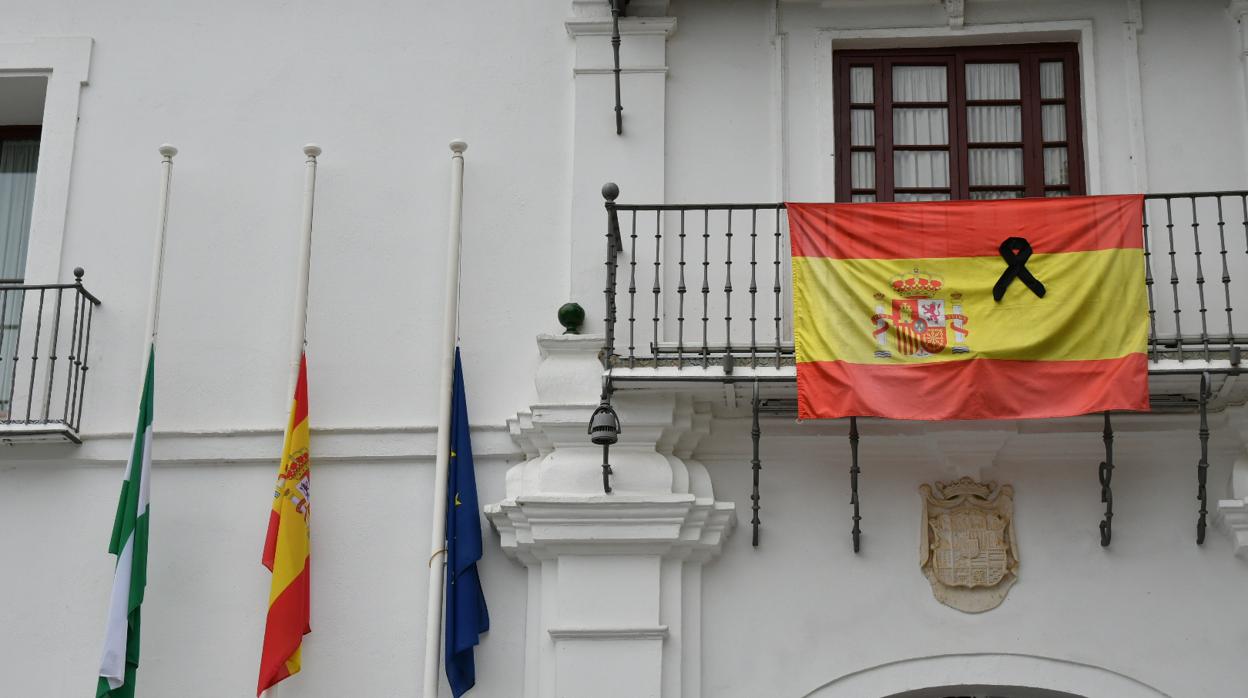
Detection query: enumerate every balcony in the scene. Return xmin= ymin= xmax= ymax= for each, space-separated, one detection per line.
xmin=599 ymin=188 xmax=1247 ymax=410
xmin=0 ymin=269 xmax=101 ymax=443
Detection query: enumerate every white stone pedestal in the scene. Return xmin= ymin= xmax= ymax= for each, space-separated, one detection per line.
xmin=486 ymin=334 xmax=735 ymax=698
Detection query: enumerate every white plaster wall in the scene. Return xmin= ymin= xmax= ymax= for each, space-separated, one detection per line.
xmin=0 ymin=0 xmax=576 ymax=433
xmin=698 ymin=417 xmax=1248 ymax=697
xmin=3 ymin=1 xmax=1248 ymax=697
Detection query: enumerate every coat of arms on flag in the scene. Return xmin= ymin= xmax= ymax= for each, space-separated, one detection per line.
xmin=787 ymin=195 xmax=1150 ymax=421
xmin=870 ymin=269 xmax=970 ymax=358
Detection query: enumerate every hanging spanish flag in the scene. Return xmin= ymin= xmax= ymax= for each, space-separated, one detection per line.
xmin=257 ymin=353 xmax=311 ymax=695
xmin=788 ymin=195 xmax=1149 ymax=421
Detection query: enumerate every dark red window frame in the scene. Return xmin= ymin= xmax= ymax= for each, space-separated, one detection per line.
xmin=833 ymin=43 xmax=1086 ymax=202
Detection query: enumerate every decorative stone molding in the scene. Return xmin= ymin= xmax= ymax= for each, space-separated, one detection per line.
xmin=943 ymin=0 xmax=965 ymax=29
xmin=486 ymin=334 xmax=735 ymax=697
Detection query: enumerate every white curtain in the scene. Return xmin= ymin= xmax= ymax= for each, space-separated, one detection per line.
xmin=892 ymin=66 xmax=950 ymax=201
xmin=965 ymin=63 xmax=1022 ymax=199
xmin=0 ymin=139 xmax=38 ymax=281
xmin=1039 ymin=61 xmax=1069 ymax=192
xmin=0 ymin=138 xmax=39 ymax=415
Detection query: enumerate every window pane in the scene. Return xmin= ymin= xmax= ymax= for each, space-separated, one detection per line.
xmin=1046 ymin=190 xmax=1071 ymax=197
xmin=893 ymin=66 xmax=947 ymax=101
xmin=851 ymin=109 xmax=874 ymax=146
xmin=1040 ymin=61 xmax=1065 ymax=99
xmin=895 ymin=192 xmax=951 ymax=202
xmin=852 ymin=151 xmax=875 ymax=189
xmin=0 ymin=139 xmax=39 ymax=281
xmin=1042 ymin=104 xmax=1066 ymax=142
xmin=851 ymin=194 xmax=876 ymax=202
xmin=893 ymin=108 xmax=948 ymax=145
xmin=967 ymin=106 xmax=1022 ymax=143
xmin=971 ymin=190 xmax=1023 ymax=200
xmin=894 ymin=150 xmax=950 ymax=188
xmin=969 ymin=148 xmax=1023 ymax=186
xmin=850 ymin=66 xmax=874 ymax=103
xmin=1044 ymin=147 xmax=1069 ymax=185
xmin=966 ymin=63 xmax=1020 ymax=100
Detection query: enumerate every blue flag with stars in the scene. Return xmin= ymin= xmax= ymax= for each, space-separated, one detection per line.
xmin=445 ymin=349 xmax=489 ymax=697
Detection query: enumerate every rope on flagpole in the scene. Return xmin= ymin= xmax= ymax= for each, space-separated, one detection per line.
xmin=288 ymin=144 xmax=320 ymax=397
xmin=421 ymin=139 xmax=468 ymax=698
xmin=141 ymin=144 xmax=177 ymax=364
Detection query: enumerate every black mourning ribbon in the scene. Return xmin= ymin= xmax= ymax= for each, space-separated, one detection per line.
xmin=992 ymin=236 xmax=1046 ymax=301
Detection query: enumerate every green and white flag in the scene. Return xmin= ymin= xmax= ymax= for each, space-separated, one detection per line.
xmin=97 ymin=346 xmax=154 ymax=698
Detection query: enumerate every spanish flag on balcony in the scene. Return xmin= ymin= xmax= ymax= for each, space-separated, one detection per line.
xmin=788 ymin=195 xmax=1149 ymax=421
xmin=257 ymin=353 xmax=311 ymax=695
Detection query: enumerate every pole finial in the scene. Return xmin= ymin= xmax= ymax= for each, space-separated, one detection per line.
xmin=602 ymin=182 xmax=619 ymax=202
xmin=303 ymin=143 xmax=322 ymax=158
xmin=449 ymin=139 xmax=468 ymax=154
xmin=158 ymin=144 xmax=178 ymax=158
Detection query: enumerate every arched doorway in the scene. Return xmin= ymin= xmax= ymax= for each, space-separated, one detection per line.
xmin=802 ymin=653 xmax=1169 ymax=698
xmin=884 ymin=688 xmax=1083 ymax=698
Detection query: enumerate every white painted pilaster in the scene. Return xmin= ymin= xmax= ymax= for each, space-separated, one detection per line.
xmin=1216 ymin=404 xmax=1248 ymax=557
xmin=487 ymin=334 xmax=735 ymax=698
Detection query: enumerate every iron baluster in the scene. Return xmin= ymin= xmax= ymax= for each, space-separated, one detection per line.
xmin=42 ymin=287 xmax=64 ymax=422
xmin=652 ymin=210 xmax=661 ymax=369
xmin=74 ymin=301 xmax=96 ymax=433
xmin=749 ymin=208 xmax=758 ymax=369
xmin=24 ymin=289 xmax=46 ymax=422
xmin=773 ymin=207 xmax=782 ymax=369
xmin=62 ymin=284 xmax=82 ymax=425
xmin=1099 ymin=412 xmax=1114 ymax=547
xmin=750 ymin=380 xmax=762 ymax=546
xmin=724 ymin=210 xmax=734 ymax=363
xmin=1188 ymin=197 xmax=1210 ymax=361
xmin=1214 ymin=197 xmax=1235 ymax=344
xmin=603 ymin=183 xmax=622 ymax=368
xmin=701 ymin=209 xmax=710 ymax=368
xmin=1197 ymin=371 xmax=1211 ymax=544
xmin=609 ymin=0 xmax=624 ymax=135
xmin=1164 ymin=197 xmax=1183 ymax=362
xmin=0 ymin=288 xmax=11 ymax=420
xmin=627 ymin=211 xmax=638 ymax=369
xmin=850 ymin=416 xmax=862 ymax=553
xmin=1143 ymin=203 xmax=1158 ymax=361
xmin=677 ymin=209 xmax=687 ymax=367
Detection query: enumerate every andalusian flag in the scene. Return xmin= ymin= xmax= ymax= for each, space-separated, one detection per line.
xmin=257 ymin=353 xmax=311 ymax=696
xmin=97 ymin=346 xmax=154 ymax=698
xmin=788 ymin=195 xmax=1149 ymax=421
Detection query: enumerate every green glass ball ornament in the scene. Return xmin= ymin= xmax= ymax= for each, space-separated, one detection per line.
xmin=558 ymin=302 xmax=585 ymax=334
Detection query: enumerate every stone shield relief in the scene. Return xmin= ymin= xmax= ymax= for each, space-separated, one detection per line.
xmin=919 ymin=477 xmax=1018 ymax=613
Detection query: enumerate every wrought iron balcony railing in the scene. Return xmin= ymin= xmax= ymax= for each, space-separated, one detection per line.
xmin=600 ymin=186 xmax=1248 ymax=377
xmin=0 ymin=268 xmax=101 ymax=443
xmin=595 ymin=187 xmax=1247 ymax=549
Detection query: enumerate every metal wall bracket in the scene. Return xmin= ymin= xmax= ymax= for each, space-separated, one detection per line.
xmin=609 ymin=0 xmax=628 ymax=135
xmin=1099 ymin=412 xmax=1114 ymax=547
xmin=1197 ymin=371 xmax=1211 ymax=544
xmin=849 ymin=416 xmax=862 ymax=553
xmin=750 ymin=380 xmax=762 ymax=546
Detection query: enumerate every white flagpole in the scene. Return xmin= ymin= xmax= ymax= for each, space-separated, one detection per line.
xmin=142 ymin=144 xmax=178 ymax=358
xmin=288 ymin=144 xmax=321 ymax=394
xmin=421 ymin=139 xmax=467 ymax=698
xmin=260 ymin=144 xmax=320 ymax=698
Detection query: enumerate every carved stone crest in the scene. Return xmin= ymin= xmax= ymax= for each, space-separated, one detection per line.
xmin=920 ymin=477 xmax=1018 ymax=613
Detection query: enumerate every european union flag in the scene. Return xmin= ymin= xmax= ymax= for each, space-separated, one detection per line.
xmin=445 ymin=349 xmax=489 ymax=697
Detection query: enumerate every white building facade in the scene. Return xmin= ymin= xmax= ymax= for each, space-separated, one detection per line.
xmin=2 ymin=1 xmax=1247 ymax=697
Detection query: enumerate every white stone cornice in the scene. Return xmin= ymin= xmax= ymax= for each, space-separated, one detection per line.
xmin=565 ymin=16 xmax=677 ymax=38
xmin=487 ymin=494 xmax=734 ymax=560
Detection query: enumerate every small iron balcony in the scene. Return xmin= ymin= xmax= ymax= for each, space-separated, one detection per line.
xmin=0 ymin=268 xmax=101 ymax=443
